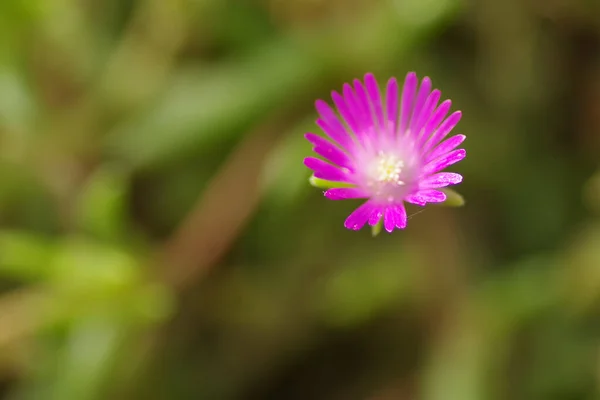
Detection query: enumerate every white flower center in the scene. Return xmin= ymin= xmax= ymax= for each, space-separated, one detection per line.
xmin=375 ymin=152 xmax=405 ymax=185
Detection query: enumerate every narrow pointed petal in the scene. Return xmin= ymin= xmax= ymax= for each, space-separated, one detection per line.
xmin=332 ymin=90 xmax=365 ymax=146
xmin=413 ymin=90 xmax=441 ymax=140
xmin=324 ymin=187 xmax=368 ymax=200
xmin=418 ymin=100 xmax=451 ymax=148
xmin=384 ymin=207 xmax=396 ymax=232
xmin=385 ymin=78 xmax=399 ymax=139
xmin=408 ymin=77 xmax=432 ymax=136
xmin=420 ymin=172 xmax=463 ymax=189
xmin=399 ymin=72 xmax=418 ymax=136
xmin=344 ymin=202 xmax=376 ymax=231
xmin=426 ymin=134 xmax=466 ymax=163
xmin=423 ymin=111 xmax=462 ymax=153
xmin=365 ymin=73 xmax=385 ymax=131
xmin=315 ymin=100 xmax=355 ymax=151
xmin=352 ymin=80 xmax=376 ymax=139
xmin=406 ymin=189 xmax=447 ymax=205
xmin=305 ymin=133 xmax=354 ymax=170
xmin=394 ymin=204 xmax=407 ymax=229
xmin=368 ymin=207 xmax=384 ymax=226
xmin=423 ymin=149 xmax=467 ymax=175
xmin=304 ymin=157 xmax=352 ymax=183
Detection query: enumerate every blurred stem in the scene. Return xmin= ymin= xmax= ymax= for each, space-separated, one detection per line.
xmin=0 ymin=287 xmax=49 ymax=348
xmin=160 ymin=112 xmax=298 ymax=290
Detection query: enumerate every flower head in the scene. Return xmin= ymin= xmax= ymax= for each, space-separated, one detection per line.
xmin=304 ymin=72 xmax=466 ymax=232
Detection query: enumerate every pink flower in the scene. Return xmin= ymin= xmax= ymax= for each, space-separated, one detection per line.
xmin=304 ymin=72 xmax=466 ymax=232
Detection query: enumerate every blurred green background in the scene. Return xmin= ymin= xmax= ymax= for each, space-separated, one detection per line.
xmin=1 ymin=0 xmax=600 ymax=399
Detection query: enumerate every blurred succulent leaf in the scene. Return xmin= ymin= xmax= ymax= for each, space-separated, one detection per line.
xmin=76 ymin=166 xmax=129 ymax=242
xmin=0 ymin=67 xmax=36 ymax=135
xmin=308 ymin=175 xmax=354 ymax=189
xmin=371 ymin=219 xmax=383 ymax=237
xmin=48 ymin=238 xmax=139 ymax=298
xmin=47 ymin=315 xmax=125 ymax=400
xmin=438 ymin=187 xmax=465 ymax=207
xmin=0 ymin=231 xmax=55 ymax=281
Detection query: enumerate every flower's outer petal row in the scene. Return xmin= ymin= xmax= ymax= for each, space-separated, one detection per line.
xmin=420 ymin=172 xmax=463 ymax=189
xmin=426 ymin=134 xmax=466 ymax=163
xmin=304 ymin=157 xmax=353 ymax=183
xmin=307 ymin=72 xmax=466 ymax=232
xmin=315 ymin=100 xmax=356 ymax=152
xmin=399 ymin=72 xmax=418 ymax=136
xmin=344 ymin=201 xmax=377 ymax=230
xmin=422 ymin=111 xmax=462 ymax=153
xmin=304 ymin=133 xmax=354 ymax=170
xmin=405 ymin=189 xmax=447 ymax=206
xmin=422 ymin=149 xmax=466 ymax=175
xmin=324 ymin=187 xmax=368 ymax=200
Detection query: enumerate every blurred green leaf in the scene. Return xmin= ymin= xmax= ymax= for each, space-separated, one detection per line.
xmin=0 ymin=231 xmax=54 ymax=281
xmin=76 ymin=166 xmax=130 ymax=242
xmin=371 ymin=219 xmax=383 ymax=237
xmin=106 ymin=38 xmax=324 ymax=168
xmin=439 ymin=187 xmax=466 ymax=207
xmin=47 ymin=238 xmax=139 ymax=298
xmin=308 ymin=175 xmax=355 ymax=190
xmin=49 ymin=315 xmax=125 ymax=400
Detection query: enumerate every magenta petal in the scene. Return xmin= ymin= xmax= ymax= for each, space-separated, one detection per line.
xmin=344 ymin=202 xmax=376 ymax=231
xmin=324 ymin=187 xmax=368 ymax=200
xmin=406 ymin=189 xmax=446 ymax=205
xmin=423 ymin=149 xmax=466 ymax=175
xmin=315 ymin=100 xmax=354 ymax=151
xmin=334 ymin=88 xmax=360 ymax=136
xmin=304 ymin=157 xmax=352 ymax=183
xmin=423 ymin=111 xmax=462 ymax=153
xmin=418 ymin=100 xmax=451 ymax=148
xmin=420 ymin=172 xmax=463 ymax=189
xmin=368 ymin=207 xmax=383 ymax=226
xmin=412 ymin=90 xmax=441 ymax=139
xmin=409 ymin=77 xmax=432 ymax=136
xmin=385 ymin=78 xmax=399 ymax=139
xmin=426 ymin=134 xmax=466 ymax=163
xmin=399 ymin=72 xmax=418 ymax=135
xmin=305 ymin=133 xmax=354 ymax=170
xmin=384 ymin=207 xmax=396 ymax=232
xmin=365 ymin=73 xmax=385 ymax=130
xmin=394 ymin=204 xmax=407 ymax=229
xmin=352 ymin=80 xmax=375 ymax=137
